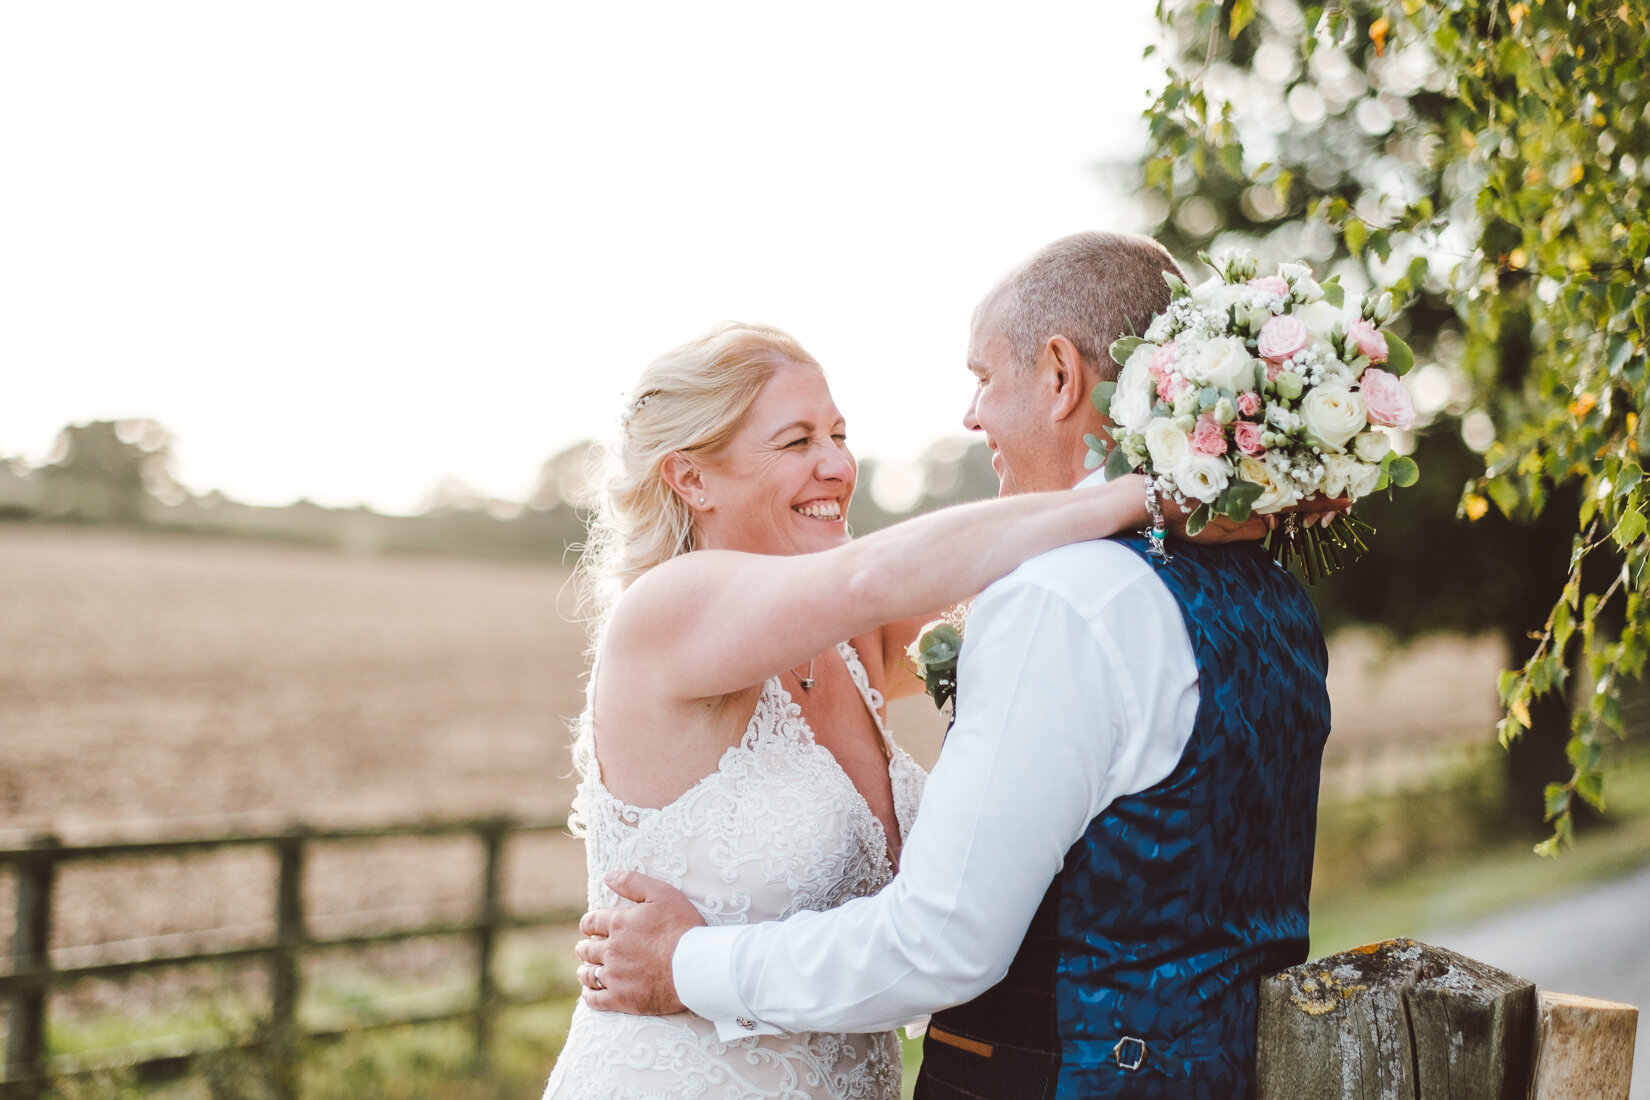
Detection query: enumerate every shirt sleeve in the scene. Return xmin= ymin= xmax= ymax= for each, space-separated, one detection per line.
xmin=673 ymin=568 xmax=1173 ymax=1038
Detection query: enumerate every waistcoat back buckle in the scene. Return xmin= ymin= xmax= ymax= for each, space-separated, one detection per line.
xmin=1112 ymin=1036 xmax=1147 ymax=1071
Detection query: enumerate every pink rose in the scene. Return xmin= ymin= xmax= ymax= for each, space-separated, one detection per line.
xmin=1237 ymin=391 xmax=1262 ymax=417
xmin=1157 ymin=371 xmax=1188 ymax=404
xmin=1347 ymin=319 xmax=1389 ymax=364
xmin=1191 ymin=413 xmax=1229 ymax=456
xmin=1359 ymin=368 xmax=1415 ymax=429
xmin=1152 ymin=340 xmax=1178 ymax=372
xmin=1257 ymin=315 xmax=1311 ymax=363
xmin=1233 ymin=420 xmax=1266 ymax=456
xmin=1249 ymin=275 xmax=1290 ymax=298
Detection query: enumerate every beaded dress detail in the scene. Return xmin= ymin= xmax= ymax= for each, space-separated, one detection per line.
xmin=544 ymin=641 xmax=925 ymax=1099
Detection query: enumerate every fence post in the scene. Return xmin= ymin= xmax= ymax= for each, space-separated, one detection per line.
xmin=4 ymin=835 xmax=60 ymax=1100
xmin=1258 ymin=939 xmax=1536 ymax=1098
xmin=269 ymin=830 xmax=307 ymax=1100
xmin=1528 ymin=990 xmax=1638 ymax=1099
xmin=473 ymin=818 xmax=507 ymax=1068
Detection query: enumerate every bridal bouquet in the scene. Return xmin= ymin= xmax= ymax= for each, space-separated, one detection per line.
xmin=1090 ymin=252 xmax=1420 ymax=580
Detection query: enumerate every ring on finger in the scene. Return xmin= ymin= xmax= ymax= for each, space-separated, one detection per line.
xmin=591 ymin=964 xmax=605 ymax=991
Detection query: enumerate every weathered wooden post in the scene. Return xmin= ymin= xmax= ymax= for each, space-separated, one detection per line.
xmin=1528 ymin=990 xmax=1637 ymax=1099
xmin=1257 ymin=938 xmax=1536 ymax=1099
xmin=4 ymin=835 xmax=60 ymax=1100
xmin=269 ymin=830 xmax=308 ymax=1100
xmin=473 ymin=818 xmax=507 ymax=1068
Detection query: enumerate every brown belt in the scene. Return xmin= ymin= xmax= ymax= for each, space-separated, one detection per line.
xmin=927 ymin=1025 xmax=994 ymax=1059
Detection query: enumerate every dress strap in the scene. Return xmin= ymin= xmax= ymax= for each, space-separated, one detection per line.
xmin=837 ymin=641 xmax=894 ymax=756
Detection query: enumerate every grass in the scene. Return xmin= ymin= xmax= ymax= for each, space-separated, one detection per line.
xmin=34 ymin=745 xmax=1650 ymax=1100
xmin=1311 ymin=735 xmax=1650 ymax=955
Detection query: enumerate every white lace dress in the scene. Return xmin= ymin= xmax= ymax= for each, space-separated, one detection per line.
xmin=544 ymin=641 xmax=926 ymax=1100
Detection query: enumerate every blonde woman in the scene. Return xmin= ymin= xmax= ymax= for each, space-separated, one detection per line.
xmin=542 ymin=321 xmax=1161 ymax=1098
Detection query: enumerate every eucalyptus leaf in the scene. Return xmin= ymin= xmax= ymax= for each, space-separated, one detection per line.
xmin=1383 ymin=332 xmax=1414 ymax=375
xmin=1105 ymin=446 xmax=1135 ymax=481
xmin=1110 ymin=336 xmax=1146 ymax=368
xmin=1092 ymin=380 xmax=1118 ymax=416
xmin=1320 ymin=280 xmax=1345 ymax=309
xmin=1386 ymin=455 xmax=1419 ymax=488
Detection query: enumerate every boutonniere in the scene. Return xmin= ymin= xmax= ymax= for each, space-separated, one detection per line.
xmin=905 ymin=604 xmax=969 ymax=712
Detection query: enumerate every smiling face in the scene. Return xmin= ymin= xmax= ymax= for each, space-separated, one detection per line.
xmin=694 ymin=361 xmax=856 ymax=556
xmin=962 ymin=286 xmax=1073 ymax=497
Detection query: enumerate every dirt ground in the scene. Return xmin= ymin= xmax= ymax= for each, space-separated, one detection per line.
xmin=0 ymin=522 xmax=1505 ymax=959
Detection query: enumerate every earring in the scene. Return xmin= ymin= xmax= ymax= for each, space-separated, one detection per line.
xmin=698 ymin=496 xmax=706 ymax=506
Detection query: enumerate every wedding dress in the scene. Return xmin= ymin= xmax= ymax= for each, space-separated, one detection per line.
xmin=544 ymin=640 xmax=926 ymax=1100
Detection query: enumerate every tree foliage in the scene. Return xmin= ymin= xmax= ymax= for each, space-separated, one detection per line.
xmin=1140 ymin=0 xmax=1649 ymax=851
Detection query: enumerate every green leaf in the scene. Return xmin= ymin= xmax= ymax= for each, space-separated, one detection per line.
xmin=1386 ymin=455 xmax=1420 ymax=488
xmin=1344 ymin=219 xmax=1368 ymax=256
xmin=1320 ymin=281 xmax=1345 ymax=309
xmin=1229 ymin=0 xmax=1257 ymax=39
xmin=1614 ymin=508 xmax=1647 ymax=548
xmin=1383 ymin=333 xmax=1415 ymax=375
xmin=1105 ymin=446 xmax=1135 ymax=481
xmin=1092 ymin=381 xmax=1118 ymax=417
xmin=1185 ymin=503 xmax=1211 ymax=537
xmin=1543 ymin=782 xmax=1571 ymax=820
xmin=1217 ymin=478 xmax=1263 ymax=522
xmin=1110 ymin=336 xmax=1146 ymax=368
xmin=1575 ymin=771 xmax=1605 ymax=810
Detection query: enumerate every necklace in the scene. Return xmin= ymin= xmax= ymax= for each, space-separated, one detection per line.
xmin=793 ymin=656 xmax=816 ymax=690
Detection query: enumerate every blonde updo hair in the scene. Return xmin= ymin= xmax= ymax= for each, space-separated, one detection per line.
xmin=580 ymin=321 xmax=823 ymax=631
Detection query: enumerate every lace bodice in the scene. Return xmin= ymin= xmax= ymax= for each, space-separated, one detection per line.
xmin=544 ymin=641 xmax=926 ymax=1100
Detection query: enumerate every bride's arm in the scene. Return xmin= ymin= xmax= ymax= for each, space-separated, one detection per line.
xmin=609 ymin=474 xmax=1150 ymax=702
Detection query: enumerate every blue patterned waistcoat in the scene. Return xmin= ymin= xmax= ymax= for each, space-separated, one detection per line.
xmin=916 ymin=538 xmax=1330 ymax=1100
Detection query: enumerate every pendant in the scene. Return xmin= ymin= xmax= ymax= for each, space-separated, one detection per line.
xmin=800 ymin=676 xmax=815 ymax=690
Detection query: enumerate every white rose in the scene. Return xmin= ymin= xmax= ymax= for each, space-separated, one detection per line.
xmin=1320 ymin=453 xmax=1358 ymax=498
xmin=1353 ymin=430 xmax=1392 ymax=463
xmin=1172 ymin=452 xmax=1231 ymax=504
xmin=1239 ymin=455 xmax=1298 ymax=513
xmin=1346 ymin=460 xmax=1382 ymax=500
xmin=1192 ymin=279 xmax=1248 ymax=314
xmin=1294 ymin=300 xmax=1345 ymax=341
xmin=1299 ymin=384 xmax=1367 ymax=451
xmin=1187 ymin=335 xmax=1258 ymax=393
xmin=1110 ymin=387 xmax=1153 ymax=433
xmin=1115 ymin=349 xmax=1157 ymax=408
xmin=1123 ymin=343 xmax=1158 ymax=379
xmin=1278 ymin=262 xmax=1324 ymax=302
xmin=1144 ymin=419 xmax=1192 ymax=472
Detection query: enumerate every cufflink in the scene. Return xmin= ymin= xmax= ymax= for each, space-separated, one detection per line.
xmin=737 ymin=1017 xmax=757 ymax=1031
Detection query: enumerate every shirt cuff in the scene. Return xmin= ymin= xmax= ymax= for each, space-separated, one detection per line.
xmin=673 ymin=924 xmax=785 ymax=1040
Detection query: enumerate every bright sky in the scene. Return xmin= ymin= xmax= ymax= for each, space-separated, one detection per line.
xmin=2 ymin=1 xmax=1164 ymax=515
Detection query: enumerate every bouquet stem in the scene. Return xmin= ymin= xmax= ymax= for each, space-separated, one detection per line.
xmin=1264 ymin=512 xmax=1375 ymax=583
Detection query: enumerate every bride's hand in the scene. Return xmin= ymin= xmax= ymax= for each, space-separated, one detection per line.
xmin=1162 ymin=494 xmax=1352 ymax=545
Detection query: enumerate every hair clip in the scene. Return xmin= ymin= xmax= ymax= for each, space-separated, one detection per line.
xmin=620 ymin=390 xmax=656 ymax=429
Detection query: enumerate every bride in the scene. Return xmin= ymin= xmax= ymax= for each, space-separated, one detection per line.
xmin=542 ymin=321 xmax=1156 ymax=1098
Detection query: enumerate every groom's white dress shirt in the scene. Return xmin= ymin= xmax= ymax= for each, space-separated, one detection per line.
xmin=672 ymin=472 xmax=1202 ymax=1039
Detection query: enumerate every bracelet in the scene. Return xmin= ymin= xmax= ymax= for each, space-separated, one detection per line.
xmin=1144 ymin=479 xmax=1171 ymax=564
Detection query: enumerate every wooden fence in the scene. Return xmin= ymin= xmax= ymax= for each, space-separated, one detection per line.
xmin=0 ymin=817 xmax=582 ymax=1099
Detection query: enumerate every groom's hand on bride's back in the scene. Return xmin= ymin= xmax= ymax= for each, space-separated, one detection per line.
xmin=575 ymin=870 xmax=705 ymax=1016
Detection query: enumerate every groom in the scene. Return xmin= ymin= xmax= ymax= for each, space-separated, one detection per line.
xmin=579 ymin=231 xmax=1332 ymax=1098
